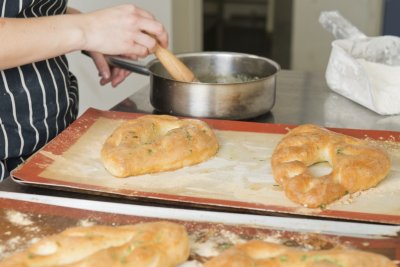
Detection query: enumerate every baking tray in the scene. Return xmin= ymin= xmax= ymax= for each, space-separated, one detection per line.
xmin=1 ymin=192 xmax=399 ymax=264
xmin=11 ymin=108 xmax=400 ymax=224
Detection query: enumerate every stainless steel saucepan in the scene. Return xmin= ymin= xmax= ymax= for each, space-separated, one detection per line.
xmin=107 ymin=52 xmax=280 ymax=120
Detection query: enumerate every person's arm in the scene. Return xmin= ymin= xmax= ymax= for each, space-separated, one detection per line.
xmin=0 ymin=15 xmax=84 ymax=69
xmin=65 ymin=6 xmax=129 ymax=87
xmin=0 ymin=4 xmax=168 ymax=70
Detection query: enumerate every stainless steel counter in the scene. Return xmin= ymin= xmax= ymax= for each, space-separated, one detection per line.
xmin=2 ymin=70 xmax=400 ymax=200
xmin=112 ymin=70 xmax=400 ymax=131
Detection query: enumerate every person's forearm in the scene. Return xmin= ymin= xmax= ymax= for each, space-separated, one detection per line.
xmin=0 ymin=4 xmax=169 ymax=71
xmin=0 ymin=15 xmax=85 ymax=70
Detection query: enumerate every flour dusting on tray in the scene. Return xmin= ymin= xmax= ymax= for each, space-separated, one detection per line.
xmin=36 ymin=117 xmax=400 ymax=218
xmin=39 ymin=118 xmax=290 ymax=205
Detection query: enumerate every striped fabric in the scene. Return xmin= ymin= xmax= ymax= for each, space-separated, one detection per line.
xmin=0 ymin=0 xmax=79 ymax=181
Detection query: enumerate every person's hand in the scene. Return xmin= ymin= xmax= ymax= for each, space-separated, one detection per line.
xmin=88 ymin=51 xmax=131 ymax=87
xmin=81 ymin=4 xmax=168 ymax=58
xmin=79 ymin=4 xmax=168 ymax=87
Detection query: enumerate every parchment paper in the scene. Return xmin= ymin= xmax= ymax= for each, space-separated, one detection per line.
xmin=39 ymin=118 xmax=400 ymax=216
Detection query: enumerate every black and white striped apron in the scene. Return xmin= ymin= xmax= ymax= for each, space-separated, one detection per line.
xmin=0 ymin=0 xmax=79 ymax=181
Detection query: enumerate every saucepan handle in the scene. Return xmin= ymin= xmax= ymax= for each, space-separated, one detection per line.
xmin=105 ymin=56 xmax=151 ymax=76
xmin=81 ymin=51 xmax=151 ymax=76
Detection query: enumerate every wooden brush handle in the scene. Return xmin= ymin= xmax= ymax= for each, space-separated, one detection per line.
xmin=154 ymin=44 xmax=197 ymax=82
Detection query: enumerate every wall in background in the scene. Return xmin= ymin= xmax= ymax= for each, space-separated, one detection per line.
xmin=200 ymin=0 xmax=385 ymax=73
xmin=291 ymin=0 xmax=383 ymax=73
xmin=68 ymin=0 xmax=389 ymax=114
xmin=172 ymin=0 xmax=203 ymax=53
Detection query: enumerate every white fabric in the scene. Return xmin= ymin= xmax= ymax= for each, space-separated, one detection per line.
xmin=325 ymin=38 xmax=400 ymax=115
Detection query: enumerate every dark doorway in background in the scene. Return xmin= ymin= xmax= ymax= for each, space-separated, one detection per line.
xmin=203 ymin=0 xmax=293 ymax=69
xmin=383 ymin=0 xmax=400 ymax=37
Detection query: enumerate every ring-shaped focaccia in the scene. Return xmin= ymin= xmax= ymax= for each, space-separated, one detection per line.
xmin=101 ymin=115 xmax=219 ymax=177
xmin=271 ymin=124 xmax=391 ymax=208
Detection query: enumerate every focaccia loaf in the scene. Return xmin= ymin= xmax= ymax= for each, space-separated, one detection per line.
xmin=101 ymin=115 xmax=219 ymax=177
xmin=204 ymin=240 xmax=395 ymax=267
xmin=0 ymin=221 xmax=190 ymax=267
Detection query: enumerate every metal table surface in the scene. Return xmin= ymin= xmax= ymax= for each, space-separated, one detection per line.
xmin=112 ymin=70 xmax=400 ymax=130
xmin=1 ymin=70 xmax=400 ymax=267
xmin=2 ymin=70 xmax=400 ymax=200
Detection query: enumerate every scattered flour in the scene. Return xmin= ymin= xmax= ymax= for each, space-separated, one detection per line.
xmin=77 ymin=219 xmax=96 ymax=227
xmin=5 ymin=210 xmax=33 ymax=226
xmin=178 ymin=260 xmax=202 ymax=267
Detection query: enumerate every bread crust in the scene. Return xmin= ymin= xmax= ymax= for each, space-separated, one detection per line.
xmin=204 ymin=240 xmax=396 ymax=267
xmin=101 ymin=115 xmax=219 ymax=177
xmin=271 ymin=124 xmax=391 ymax=208
xmin=0 ymin=221 xmax=190 ymax=267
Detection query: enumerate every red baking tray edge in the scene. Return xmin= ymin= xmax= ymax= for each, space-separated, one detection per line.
xmin=11 ymin=108 xmax=400 ymax=225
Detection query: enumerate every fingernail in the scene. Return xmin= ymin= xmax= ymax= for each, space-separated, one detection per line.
xmin=101 ymin=71 xmax=110 ymax=79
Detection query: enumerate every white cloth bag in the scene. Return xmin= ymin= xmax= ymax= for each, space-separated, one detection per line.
xmin=321 ymin=11 xmax=400 ymax=115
